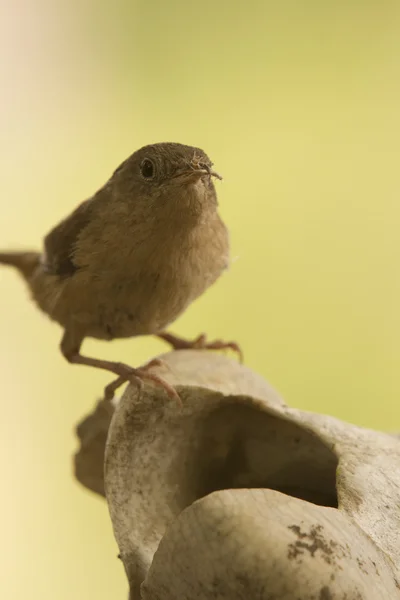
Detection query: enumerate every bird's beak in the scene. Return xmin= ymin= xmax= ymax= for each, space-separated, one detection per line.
xmin=201 ymin=165 xmax=223 ymax=180
xmin=175 ymin=166 xmax=223 ymax=182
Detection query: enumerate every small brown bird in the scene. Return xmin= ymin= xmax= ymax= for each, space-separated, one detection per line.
xmin=0 ymin=142 xmax=240 ymax=400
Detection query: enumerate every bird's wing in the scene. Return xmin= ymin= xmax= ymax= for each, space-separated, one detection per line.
xmin=43 ymin=198 xmax=94 ymax=276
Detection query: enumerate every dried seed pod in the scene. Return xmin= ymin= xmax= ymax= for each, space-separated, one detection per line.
xmin=75 ymin=350 xmax=400 ymax=598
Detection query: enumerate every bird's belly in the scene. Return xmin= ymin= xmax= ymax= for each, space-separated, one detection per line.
xmin=41 ymin=226 xmax=229 ymax=341
xmin=93 ymin=257 xmax=225 ymax=340
xmin=77 ymin=272 xmax=199 ymax=340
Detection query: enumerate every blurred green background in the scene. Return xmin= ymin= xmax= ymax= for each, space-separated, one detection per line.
xmin=1 ymin=0 xmax=400 ymax=597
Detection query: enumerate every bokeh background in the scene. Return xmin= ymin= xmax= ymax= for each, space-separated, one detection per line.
xmin=1 ymin=0 xmax=400 ymax=597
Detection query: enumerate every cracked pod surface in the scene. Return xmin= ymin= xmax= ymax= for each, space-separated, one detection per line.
xmin=75 ymin=350 xmax=400 ymax=599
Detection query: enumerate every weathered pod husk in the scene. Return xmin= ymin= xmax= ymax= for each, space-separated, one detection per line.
xmin=77 ymin=350 xmax=400 ymax=598
xmin=74 ymin=398 xmax=115 ymax=497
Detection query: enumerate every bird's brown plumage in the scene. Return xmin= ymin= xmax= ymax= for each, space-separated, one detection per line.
xmin=0 ymin=142 xmax=239 ymax=399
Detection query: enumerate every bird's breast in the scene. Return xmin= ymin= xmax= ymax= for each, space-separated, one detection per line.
xmin=101 ymin=217 xmax=229 ymax=338
xmin=47 ymin=212 xmax=230 ymax=341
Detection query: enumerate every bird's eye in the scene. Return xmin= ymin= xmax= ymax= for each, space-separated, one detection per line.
xmin=140 ymin=158 xmax=155 ymax=179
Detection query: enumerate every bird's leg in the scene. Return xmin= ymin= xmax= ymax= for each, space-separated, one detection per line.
xmin=156 ymin=331 xmax=243 ymax=363
xmin=60 ymin=330 xmax=180 ymax=402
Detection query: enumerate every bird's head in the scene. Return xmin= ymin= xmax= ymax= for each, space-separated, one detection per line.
xmin=110 ymin=142 xmax=222 ymax=218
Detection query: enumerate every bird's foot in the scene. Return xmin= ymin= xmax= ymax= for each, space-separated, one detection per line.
xmin=104 ymin=359 xmax=180 ymax=403
xmin=60 ymin=331 xmax=179 ymax=404
xmin=157 ymin=332 xmax=243 ymax=363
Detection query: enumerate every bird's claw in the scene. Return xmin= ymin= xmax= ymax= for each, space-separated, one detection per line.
xmin=103 ymin=360 xmax=180 ymax=404
xmin=158 ymin=332 xmax=243 ymax=363
xmin=195 ymin=337 xmax=244 ymax=364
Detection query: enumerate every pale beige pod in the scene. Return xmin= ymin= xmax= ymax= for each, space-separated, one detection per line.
xmin=75 ymin=350 xmax=400 ymax=599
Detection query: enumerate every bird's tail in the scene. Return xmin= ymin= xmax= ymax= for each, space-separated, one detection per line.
xmin=0 ymin=251 xmax=41 ymax=279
